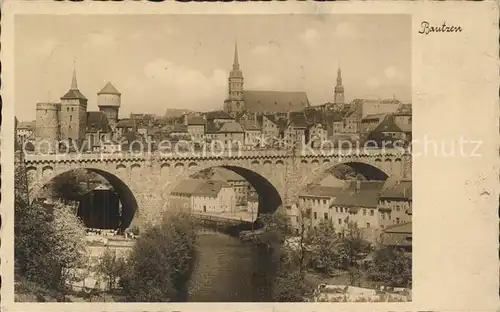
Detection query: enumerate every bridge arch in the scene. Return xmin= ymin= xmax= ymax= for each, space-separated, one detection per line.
xmin=32 ymin=168 xmax=139 ymax=231
xmin=171 ymin=164 xmax=283 ymax=218
xmin=303 ymin=160 xmax=389 ymax=189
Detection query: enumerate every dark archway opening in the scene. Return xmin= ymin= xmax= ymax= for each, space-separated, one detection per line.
xmin=170 ymin=166 xmax=282 ymax=224
xmin=38 ymin=168 xmax=138 ymax=232
xmin=330 ymin=162 xmax=389 ymax=181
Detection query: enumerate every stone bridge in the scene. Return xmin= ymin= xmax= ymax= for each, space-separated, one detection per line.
xmin=23 ymin=148 xmax=411 ymax=229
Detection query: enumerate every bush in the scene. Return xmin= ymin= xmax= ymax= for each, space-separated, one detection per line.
xmin=15 ymin=198 xmax=88 ymax=296
xmin=119 ymin=212 xmax=197 ymax=302
xmin=94 ymin=248 xmax=127 ymax=291
xmin=368 ymin=246 xmax=412 ymax=288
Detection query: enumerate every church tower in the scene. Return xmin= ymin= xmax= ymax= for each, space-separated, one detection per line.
xmin=60 ymin=67 xmax=88 ymax=149
xmin=223 ymin=42 xmax=244 ymax=117
xmin=334 ymin=68 xmax=345 ymax=106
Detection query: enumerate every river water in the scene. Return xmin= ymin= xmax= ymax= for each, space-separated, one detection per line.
xmin=187 ymin=231 xmax=277 ymax=302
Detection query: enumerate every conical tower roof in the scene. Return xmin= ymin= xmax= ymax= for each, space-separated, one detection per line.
xmin=98 ymin=82 xmax=121 ymax=95
xmin=61 ymin=68 xmax=87 ymax=100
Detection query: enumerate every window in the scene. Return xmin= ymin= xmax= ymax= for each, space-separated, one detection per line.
xmin=335 ymin=207 xmax=338 ymax=213
xmin=338 ymin=219 xmax=342 ymax=225
xmin=313 ymin=212 xmax=317 ymax=220
xmin=323 ymin=199 xmax=327 ymax=205
xmin=70 ymin=115 xmax=72 ymax=122
xmin=67 ymin=107 xmax=69 ymax=112
xmin=324 ymin=213 xmax=328 ymax=220
xmin=366 ymin=222 xmax=371 ymax=228
xmin=370 ymin=209 xmax=374 ymax=216
xmin=363 ymin=208 xmax=366 ymax=215
xmin=382 ymin=213 xmax=385 ymax=220
xmin=396 ymin=217 xmax=400 ymax=224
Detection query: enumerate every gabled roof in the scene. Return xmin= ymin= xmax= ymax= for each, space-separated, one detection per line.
xmin=362 ymin=113 xmax=388 ymax=122
xmin=205 ymin=110 xmax=233 ymax=120
xmin=98 ymin=82 xmax=121 ymax=95
xmin=116 ymin=118 xmax=136 ymax=128
xmin=171 ymin=179 xmax=207 ymax=195
xmin=299 ymin=185 xmax=344 ymax=198
xmin=171 ymin=124 xmax=188 ymax=133
xmin=380 ymin=178 xmax=412 ymax=200
xmin=86 ymin=111 xmax=111 ymax=133
xmin=395 ymin=103 xmax=412 ymax=116
xmin=288 ymin=112 xmax=309 ymax=129
xmin=242 ymin=90 xmax=309 ymax=113
xmin=61 ymin=89 xmax=87 ymax=100
xmin=331 ymin=181 xmax=385 ymax=208
xmin=186 ymin=116 xmax=205 ymax=126
xmin=384 ymin=222 xmax=412 ymax=234
xmin=371 ymin=115 xmax=404 ymax=133
xmin=240 ymin=119 xmax=261 ymax=131
xmin=218 ymin=121 xmax=244 ymax=133
xmin=171 ymin=179 xmax=229 ymax=197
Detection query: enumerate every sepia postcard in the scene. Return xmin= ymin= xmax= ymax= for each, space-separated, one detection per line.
xmin=1 ymin=1 xmax=498 ymax=312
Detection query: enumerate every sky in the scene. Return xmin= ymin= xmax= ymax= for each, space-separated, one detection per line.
xmin=15 ymin=14 xmax=411 ymax=121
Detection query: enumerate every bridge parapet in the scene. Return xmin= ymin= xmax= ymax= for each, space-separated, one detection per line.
xmin=23 ymin=147 xmax=408 ymax=164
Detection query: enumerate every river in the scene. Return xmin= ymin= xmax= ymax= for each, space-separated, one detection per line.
xmin=187 ymin=231 xmax=277 ymax=302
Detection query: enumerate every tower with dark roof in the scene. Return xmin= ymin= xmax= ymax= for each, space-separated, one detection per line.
xmin=98 ymin=82 xmax=121 ymax=129
xmin=223 ymin=42 xmax=245 ymax=117
xmin=60 ymin=68 xmax=88 ymax=148
xmin=334 ymin=68 xmax=345 ymax=105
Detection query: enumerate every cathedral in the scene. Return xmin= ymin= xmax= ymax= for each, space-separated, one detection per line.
xmin=34 ymin=69 xmax=122 ymax=153
xmin=222 ymin=43 xmax=345 ymax=117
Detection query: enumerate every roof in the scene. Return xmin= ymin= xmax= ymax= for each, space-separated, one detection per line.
xmin=240 ymin=119 xmax=262 ymax=131
xmin=331 ymin=181 xmax=385 ymax=208
xmin=205 ymin=110 xmax=233 ymax=120
xmin=186 ymin=116 xmax=205 ymax=126
xmin=86 ymin=111 xmax=111 ymax=133
xmin=205 ymin=121 xmax=221 ymax=134
xmin=116 ymin=119 xmax=136 ymax=128
xmin=61 ymin=89 xmax=87 ymax=100
xmin=218 ymin=121 xmax=244 ymax=133
xmin=395 ymin=103 xmax=412 ymax=116
xmin=171 ymin=179 xmax=229 ymax=197
xmin=362 ymin=113 xmax=388 ymax=122
xmin=384 ymin=222 xmax=412 ymax=234
xmin=380 ymin=179 xmax=412 ymax=200
xmin=299 ymin=185 xmax=344 ymax=198
xmin=98 ymin=82 xmax=121 ymax=95
xmin=171 ymin=179 xmax=207 ymax=195
xmin=242 ymin=90 xmax=309 ymax=113
xmin=395 ymin=121 xmax=412 ymax=133
xmin=288 ymin=112 xmax=309 ymax=129
xmin=371 ymin=115 xmax=404 ymax=133
xmin=17 ymin=121 xmax=35 ymax=130
xmin=171 ymin=124 xmax=188 ymax=133
xmin=211 ymin=168 xmax=246 ymax=182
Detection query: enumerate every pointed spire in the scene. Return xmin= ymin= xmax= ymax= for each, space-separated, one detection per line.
xmin=71 ymin=62 xmax=78 ymax=90
xmin=233 ymin=41 xmax=239 ymax=70
xmin=337 ymin=67 xmax=342 ymax=85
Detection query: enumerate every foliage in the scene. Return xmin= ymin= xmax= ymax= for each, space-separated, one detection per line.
xmin=368 ymin=246 xmax=412 ymax=288
xmin=258 ymin=209 xmax=293 ymax=242
xmin=15 ymin=196 xmax=88 ymax=295
xmin=94 ymin=248 xmax=127 ymax=290
xmin=337 ymin=222 xmax=372 ymax=271
xmin=329 ymin=165 xmax=366 ymax=181
xmin=308 ymin=219 xmax=339 ymax=274
xmin=271 ymin=246 xmax=310 ymax=302
xmin=119 ymin=211 xmax=197 ymax=302
xmin=48 ymin=169 xmax=104 ymax=202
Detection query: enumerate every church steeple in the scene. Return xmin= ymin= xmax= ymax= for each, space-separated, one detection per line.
xmin=233 ymin=42 xmax=239 ymax=70
xmin=224 ymin=42 xmax=244 ymax=116
xmin=334 ymin=67 xmax=345 ymax=105
xmin=71 ymin=67 xmax=78 ymax=90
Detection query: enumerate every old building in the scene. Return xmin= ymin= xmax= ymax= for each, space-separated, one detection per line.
xmin=380 ymin=222 xmax=412 ymax=252
xmin=240 ymin=119 xmax=262 ymax=148
xmin=170 ymin=178 xmax=236 ymax=213
xmin=223 ymin=43 xmax=309 ymax=117
xmin=97 ymin=82 xmax=121 ymax=130
xmin=185 ymin=116 xmax=206 ymax=144
xmin=211 ymin=168 xmax=249 ymax=208
xmin=85 ymin=112 xmax=112 ymax=152
xmin=298 ymin=185 xmax=344 ymax=228
xmin=378 ymin=179 xmax=412 ymax=229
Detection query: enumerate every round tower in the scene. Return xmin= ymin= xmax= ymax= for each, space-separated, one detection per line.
xmin=97 ymin=82 xmax=121 ymax=129
xmin=35 ymin=102 xmax=60 ymax=153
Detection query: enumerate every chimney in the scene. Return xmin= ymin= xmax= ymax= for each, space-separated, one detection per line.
xmin=184 ymin=114 xmax=188 ymax=126
xmin=356 ymin=180 xmax=361 ymax=194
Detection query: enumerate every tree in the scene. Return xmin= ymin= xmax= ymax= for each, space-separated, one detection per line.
xmin=329 ymin=165 xmax=366 ymax=181
xmin=368 ymin=246 xmax=412 ymax=288
xmin=94 ymin=248 xmax=127 ymax=291
xmin=337 ymin=222 xmax=372 ymax=286
xmin=119 ymin=211 xmax=197 ymax=302
xmin=15 ymin=198 xmax=88 ymax=297
xmin=309 ymin=219 xmax=339 ymax=274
